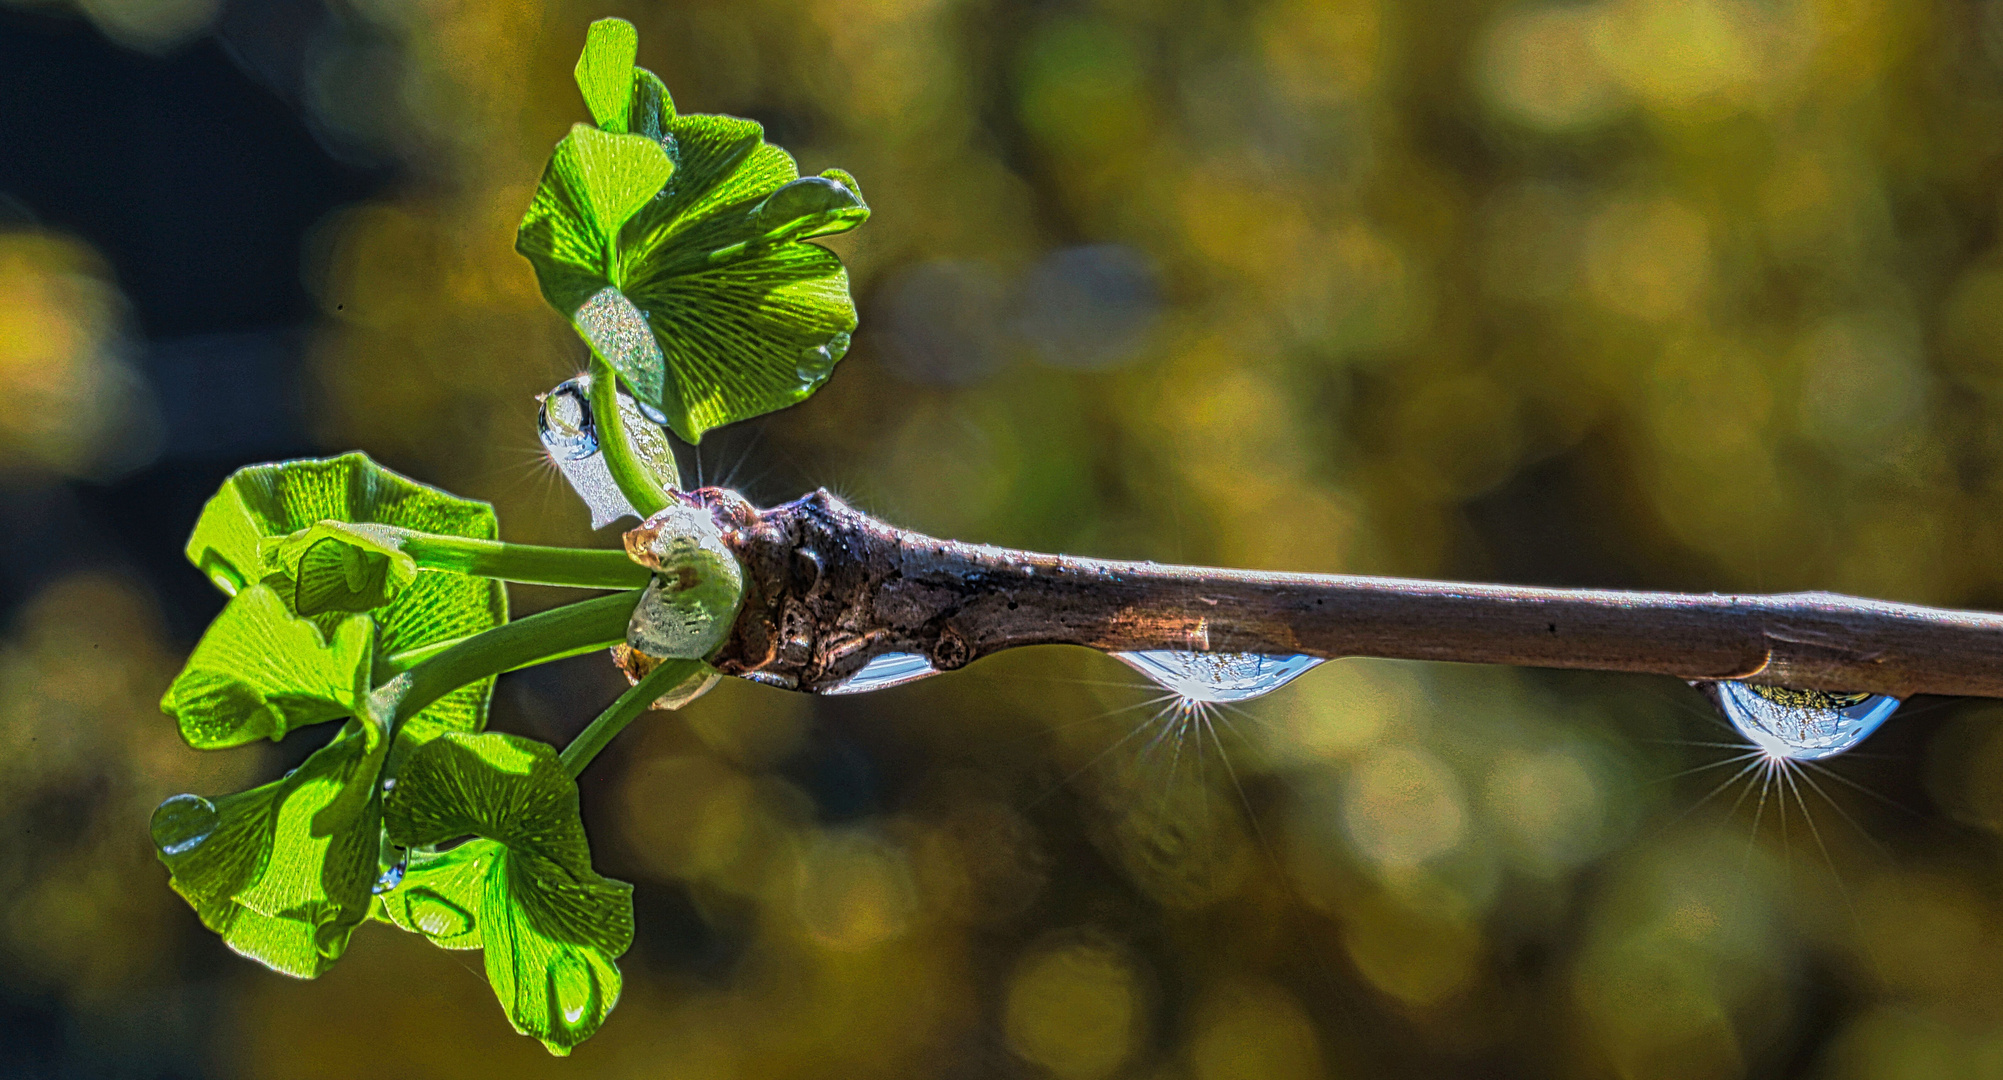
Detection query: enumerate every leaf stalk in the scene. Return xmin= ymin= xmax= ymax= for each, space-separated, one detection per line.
xmin=392 ymin=590 xmax=644 ymax=724
xmin=558 ymin=657 xmax=704 ymax=777
xmin=588 ymin=355 xmax=675 ymax=517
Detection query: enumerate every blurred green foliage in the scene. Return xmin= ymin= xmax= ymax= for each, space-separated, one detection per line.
xmin=11 ymin=0 xmax=2003 ymax=1076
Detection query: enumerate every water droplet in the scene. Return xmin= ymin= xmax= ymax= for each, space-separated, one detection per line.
xmin=373 ymin=856 xmax=407 ymax=895
xmin=151 ymin=794 xmax=218 ymax=857
xmin=1112 ymin=651 xmax=1324 ymax=704
xmin=381 ymin=777 xmax=396 ymax=793
xmin=753 ymin=175 xmax=865 ymax=238
xmin=536 ymin=375 xmax=679 ymax=528
xmin=630 ymin=395 xmax=669 ymax=427
xmin=549 ymin=952 xmax=600 ymax=1028
xmin=407 ymin=889 xmax=474 ymax=938
xmin=823 ymin=652 xmax=941 ymax=695
xmin=314 ymin=917 xmax=354 ymax=958
xmin=797 ymin=345 xmax=832 ymax=382
xmin=1707 ymin=681 xmax=1900 ymax=760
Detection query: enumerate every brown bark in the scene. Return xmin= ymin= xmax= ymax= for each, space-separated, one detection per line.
xmin=691 ymin=487 xmax=2003 ymax=699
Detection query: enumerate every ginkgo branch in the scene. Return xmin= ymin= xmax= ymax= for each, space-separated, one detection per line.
xmin=696 ymin=487 xmax=2003 ymax=700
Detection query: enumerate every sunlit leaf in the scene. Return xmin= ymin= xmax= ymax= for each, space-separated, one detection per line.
xmin=183 ymin=452 xmax=507 ymax=735
xmin=517 ymin=125 xmax=676 ymax=319
xmin=379 ymin=731 xmax=632 ymax=1054
xmin=574 ymin=17 xmax=638 ymax=133
xmin=516 ymin=25 xmax=868 ymax=443
xmin=161 ymin=584 xmax=373 ymax=750
xmin=152 ymin=718 xmax=386 ymax=978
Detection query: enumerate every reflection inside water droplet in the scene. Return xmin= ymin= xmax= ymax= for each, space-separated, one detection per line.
xmin=151 ymin=793 xmax=217 ymax=857
xmin=823 ymin=652 xmax=941 ymax=695
xmin=373 ymin=856 xmax=407 ymax=895
xmin=536 ymin=381 xmax=598 ymax=461
xmin=1706 ymin=681 xmax=1900 ymax=760
xmin=1113 ymin=651 xmax=1324 ymax=704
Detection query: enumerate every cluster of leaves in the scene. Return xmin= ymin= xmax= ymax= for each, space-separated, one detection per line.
xmin=150 ymin=19 xmax=868 ymax=1055
xmin=517 ymin=16 xmax=869 ymax=444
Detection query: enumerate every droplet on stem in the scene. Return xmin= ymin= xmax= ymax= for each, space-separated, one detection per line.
xmin=537 ymin=375 xmax=679 ymax=528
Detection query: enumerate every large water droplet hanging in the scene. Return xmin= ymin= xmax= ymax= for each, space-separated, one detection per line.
xmin=407 ymin=888 xmax=475 ymax=939
xmin=1706 ymin=681 xmax=1900 ymax=760
xmin=151 ymin=793 xmax=218 ymax=857
xmin=537 ymin=375 xmax=680 ymax=528
xmin=549 ymin=951 xmax=600 ymax=1028
xmin=1113 ymin=651 xmax=1324 ymax=704
xmin=823 ymin=652 xmax=941 ymax=695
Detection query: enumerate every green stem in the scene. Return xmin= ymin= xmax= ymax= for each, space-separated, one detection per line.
xmin=395 ymin=531 xmax=650 ymax=588
xmin=383 ymin=632 xmax=623 ymax=676
xmin=391 ymin=590 xmax=643 ymax=724
xmin=383 ymin=635 xmax=469 ymax=673
xmin=590 ymin=355 xmax=674 ymax=518
xmin=559 ymin=657 xmax=706 ymax=777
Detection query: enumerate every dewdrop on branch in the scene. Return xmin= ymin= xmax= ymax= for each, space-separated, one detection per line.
xmin=1696 ymin=680 xmax=1901 ymax=760
xmin=1113 ymin=651 xmax=1324 ymax=704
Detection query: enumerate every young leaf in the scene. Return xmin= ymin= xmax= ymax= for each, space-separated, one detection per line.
xmin=262 ymin=521 xmax=417 ymax=616
xmin=379 ymin=731 xmax=633 ymax=1055
xmin=183 ymin=453 xmax=508 ymax=735
xmin=517 ymin=125 xmax=677 ymax=318
xmin=574 ymin=17 xmax=639 ymax=133
xmin=152 ymin=718 xmax=386 ymax=978
xmin=161 ymin=584 xmax=374 ymax=749
xmin=516 ymin=26 xmax=869 ymax=444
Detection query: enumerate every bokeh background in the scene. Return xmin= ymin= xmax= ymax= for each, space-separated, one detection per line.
xmin=6 ymin=0 xmax=2003 ymax=1075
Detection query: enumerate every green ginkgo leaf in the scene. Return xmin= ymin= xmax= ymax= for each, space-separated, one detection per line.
xmin=378 ymin=731 xmax=632 ymax=1055
xmin=517 ymin=125 xmax=677 ymax=319
xmin=183 ymin=453 xmax=507 ymax=735
xmin=574 ymin=17 xmax=639 ymax=133
xmin=263 ymin=521 xmax=417 ymax=616
xmin=161 ymin=584 xmax=374 ymax=750
xmin=152 ymin=714 xmax=387 ymax=978
xmin=515 ymin=20 xmax=868 ymax=444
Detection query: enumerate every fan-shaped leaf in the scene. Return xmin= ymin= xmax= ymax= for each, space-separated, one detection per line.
xmin=152 ymin=717 xmax=387 ymax=978
xmin=378 ymin=731 xmax=632 ymax=1054
xmin=573 ymin=17 xmax=638 ymax=133
xmin=161 ymin=584 xmax=373 ymax=750
xmin=183 ymin=453 xmax=507 ymax=735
